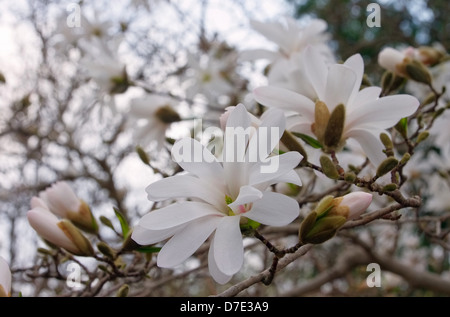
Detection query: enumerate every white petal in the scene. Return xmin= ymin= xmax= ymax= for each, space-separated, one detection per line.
xmin=171 ymin=138 xmax=225 ymax=189
xmin=225 ymin=103 xmax=251 ymax=130
xmin=157 ymin=216 xmax=221 ymax=268
xmin=131 ymin=224 xmax=184 ymax=245
xmin=208 ymin=237 xmax=233 ymax=284
xmin=247 ymin=108 xmax=286 ymax=160
xmin=249 ymin=152 xmax=302 ymax=186
xmin=343 ymin=54 xmax=364 ymax=105
xmin=253 ymin=86 xmax=315 ymax=121
xmin=228 ymin=185 xmax=263 ymax=211
xmin=303 ymin=46 xmax=328 ymax=99
xmin=27 ymin=207 xmax=80 ymax=254
xmin=346 ymin=94 xmax=419 ymax=131
xmin=345 ymin=128 xmax=386 ymax=166
xmin=324 ymin=64 xmax=357 ymax=111
xmin=0 ymin=256 xmax=11 ymax=296
xmin=245 ymin=192 xmax=299 ymax=226
xmin=223 ymin=161 xmax=251 ymax=199
xmin=146 ymin=174 xmax=226 ymax=210
xmin=137 ymin=201 xmax=223 ymax=230
xmin=213 ymin=215 xmax=244 ymax=276
xmin=340 ymin=192 xmax=373 ymax=220
xmin=265 ymin=169 xmax=302 ymax=187
xmin=347 ymin=86 xmax=382 ymax=113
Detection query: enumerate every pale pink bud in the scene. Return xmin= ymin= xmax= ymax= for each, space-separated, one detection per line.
xmin=38 ymin=182 xmax=98 ymax=233
xmin=27 ymin=207 xmax=93 ymax=256
xmin=329 ymin=192 xmax=373 ymax=221
xmin=39 ymin=181 xmax=81 ymax=218
xmin=378 ymin=47 xmax=407 ymax=74
xmin=0 ymin=256 xmax=11 ymax=297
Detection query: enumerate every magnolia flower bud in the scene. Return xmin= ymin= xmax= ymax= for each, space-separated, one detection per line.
xmin=320 ymin=155 xmax=339 ymax=180
xmin=0 ymin=256 xmax=11 ymax=297
xmin=376 ymin=157 xmax=399 ymax=177
xmin=299 ymin=192 xmax=372 ymax=244
xmin=378 ymin=47 xmax=407 ymax=74
xmin=27 ymin=207 xmax=94 ymax=256
xmin=154 ymin=105 xmax=181 ymax=124
xmin=38 ymin=182 xmax=98 ymax=233
xmin=327 ymin=192 xmax=373 ymax=221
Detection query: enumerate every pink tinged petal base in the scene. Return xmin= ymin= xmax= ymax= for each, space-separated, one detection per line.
xmin=228 ymin=185 xmax=262 ymax=212
xmin=213 ymin=215 xmax=244 ymax=276
xmin=157 ymin=216 xmax=222 ymax=268
xmin=245 ymin=191 xmax=300 ymax=226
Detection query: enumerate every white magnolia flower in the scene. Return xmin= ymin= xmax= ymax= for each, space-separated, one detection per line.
xmin=79 ymin=37 xmax=128 ymax=95
xmin=184 ymin=49 xmax=235 ymax=102
xmin=27 ymin=203 xmax=94 ymax=256
xmin=254 ymin=46 xmax=420 ymax=166
xmin=0 ymin=256 xmax=11 ymax=297
xmin=132 ymin=104 xmax=302 ymax=284
xmin=242 ymin=17 xmax=333 ymax=64
xmin=128 ymin=94 xmax=181 ymax=151
xmin=241 ymin=17 xmax=334 ymax=98
xmin=37 ymin=181 xmax=97 ymax=233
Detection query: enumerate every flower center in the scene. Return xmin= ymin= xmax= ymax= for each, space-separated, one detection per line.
xmin=225 ymin=195 xmax=253 ymax=216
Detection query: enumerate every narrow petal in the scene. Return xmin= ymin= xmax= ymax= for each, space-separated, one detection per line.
xmin=0 ymin=256 xmax=11 ymax=296
xmin=228 ymin=185 xmax=263 ymax=211
xmin=346 ymin=94 xmax=420 ymax=131
xmin=157 ymin=216 xmax=221 ymax=268
xmin=213 ymin=215 xmax=244 ymax=276
xmin=171 ymin=138 xmax=225 ymax=190
xmin=324 ymin=64 xmax=357 ymax=111
xmin=208 ymin=237 xmax=233 ymax=284
xmin=137 ymin=201 xmax=223 ymax=231
xmin=303 ymin=46 xmax=328 ymax=99
xmin=247 ymin=108 xmax=286 ymax=160
xmin=131 ymin=224 xmax=185 ymax=245
xmin=245 ymin=191 xmax=299 ymax=226
xmin=345 ymin=128 xmax=386 ymax=166
xmin=343 ymin=54 xmax=365 ymax=105
xmin=347 ymin=86 xmax=382 ymax=113
xmin=249 ymin=152 xmax=302 ymax=186
xmin=146 ymin=174 xmax=226 ymax=210
xmin=253 ymin=86 xmax=315 ymax=120
xmin=264 ymin=169 xmax=302 ymax=187
xmin=225 ymin=103 xmax=251 ymax=130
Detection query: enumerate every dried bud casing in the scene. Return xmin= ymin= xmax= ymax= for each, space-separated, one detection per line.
xmin=57 ymin=220 xmax=94 ymax=256
xmin=324 ymin=104 xmax=345 ymax=150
